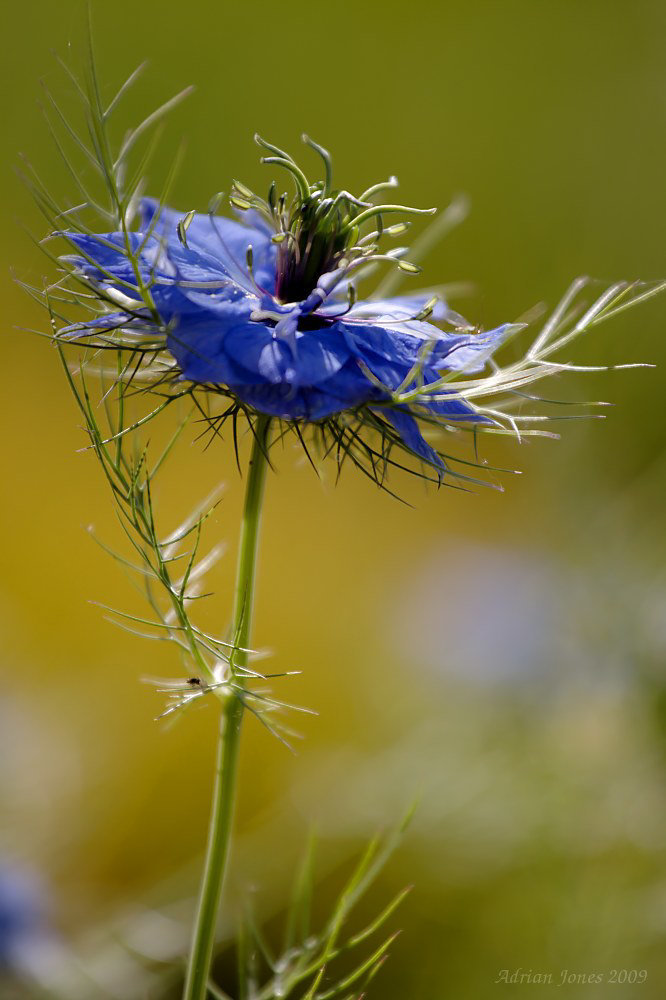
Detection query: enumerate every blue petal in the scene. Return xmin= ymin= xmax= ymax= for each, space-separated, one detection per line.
xmin=420 ymin=392 xmax=491 ymax=422
xmin=167 ymin=312 xmax=260 ymax=386
xmin=337 ymin=317 xmax=457 ymax=369
xmin=439 ymin=323 xmax=513 ymax=372
xmin=60 ymin=231 xmax=153 ymax=285
xmin=377 ymin=407 xmax=445 ymax=470
xmin=228 ymin=367 xmax=370 ymax=420
xmin=224 ymin=326 xmax=350 ymax=387
xmin=59 ymin=311 xmax=139 ymax=339
xmin=140 ymin=198 xmax=277 ymax=293
xmin=343 ymin=293 xmax=464 ymax=324
xmin=149 ymin=240 xmax=259 ymax=318
xmin=63 ymin=229 xmax=241 ymax=290
xmin=339 ymin=315 xmax=509 ymax=376
xmin=60 ymin=230 xmax=258 ymax=320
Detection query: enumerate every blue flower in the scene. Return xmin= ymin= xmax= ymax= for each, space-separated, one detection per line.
xmin=0 ymin=863 xmax=48 ymax=973
xmin=61 ymin=137 xmax=513 ymax=473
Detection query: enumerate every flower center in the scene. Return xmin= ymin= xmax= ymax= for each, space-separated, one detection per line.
xmin=274 ymin=189 xmax=354 ymax=302
xmin=230 ymin=135 xmax=436 ymax=305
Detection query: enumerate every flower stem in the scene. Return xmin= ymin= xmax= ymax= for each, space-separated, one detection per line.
xmin=183 ymin=415 xmax=272 ymax=1000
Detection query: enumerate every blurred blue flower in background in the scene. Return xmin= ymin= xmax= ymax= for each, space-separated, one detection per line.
xmin=392 ymin=539 xmax=666 ymax=699
xmin=0 ymin=862 xmax=49 ymax=976
xmin=395 ymin=544 xmax=562 ymax=689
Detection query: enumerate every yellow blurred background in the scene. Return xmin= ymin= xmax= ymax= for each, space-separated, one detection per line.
xmin=2 ymin=0 xmax=666 ymax=996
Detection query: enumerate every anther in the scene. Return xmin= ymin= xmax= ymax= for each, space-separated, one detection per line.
xmin=177 ymin=209 xmax=195 ymax=248
xmin=232 ymin=179 xmax=254 ymax=199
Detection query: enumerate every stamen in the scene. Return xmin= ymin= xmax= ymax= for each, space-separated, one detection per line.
xmin=250 ymin=307 xmax=289 ymax=323
xmin=176 ymin=209 xmax=195 ymax=248
xmin=386 ymin=221 xmax=411 ymax=237
xmin=357 ymin=221 xmax=410 ymax=246
xmin=412 ymin=295 xmax=439 ymax=320
xmin=232 ymin=179 xmax=254 ymax=200
xmin=315 ymin=251 xmax=420 ymax=306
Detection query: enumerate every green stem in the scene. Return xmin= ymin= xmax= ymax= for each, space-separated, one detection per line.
xmin=183 ymin=415 xmax=272 ymax=1000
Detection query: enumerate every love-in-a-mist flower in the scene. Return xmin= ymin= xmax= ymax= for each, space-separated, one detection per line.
xmin=28 ymin=52 xmax=665 ymax=1000
xmin=60 ymin=135 xmax=519 ymax=474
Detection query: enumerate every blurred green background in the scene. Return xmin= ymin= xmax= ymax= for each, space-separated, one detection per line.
xmin=2 ymin=0 xmax=666 ymax=996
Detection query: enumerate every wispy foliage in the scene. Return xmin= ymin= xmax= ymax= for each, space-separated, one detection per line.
xmin=208 ymin=815 xmax=413 ymax=1000
xmin=52 ymin=320 xmax=312 ymax=742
